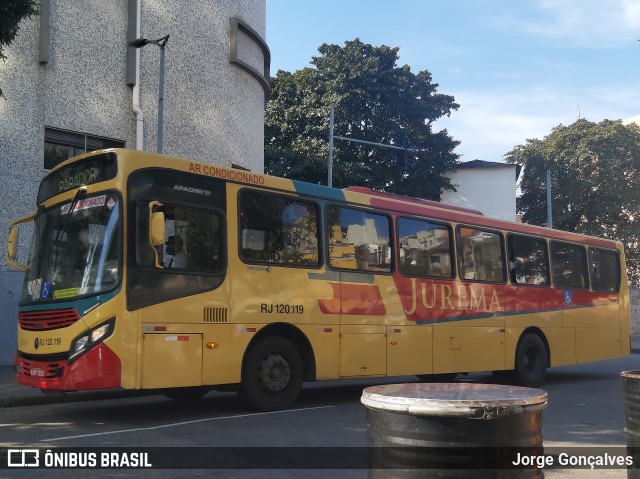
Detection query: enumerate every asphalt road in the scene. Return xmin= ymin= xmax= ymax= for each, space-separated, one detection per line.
xmin=1 ymin=353 xmax=639 ymax=479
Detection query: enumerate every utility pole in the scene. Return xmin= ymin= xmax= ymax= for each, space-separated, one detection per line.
xmin=327 ymin=105 xmax=409 ymax=187
xmin=546 ymin=170 xmax=553 ymax=228
xmin=328 ymin=104 xmax=334 ymax=188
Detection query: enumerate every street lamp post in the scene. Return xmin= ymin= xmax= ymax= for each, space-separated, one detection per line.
xmin=129 ymin=35 xmax=170 ymax=153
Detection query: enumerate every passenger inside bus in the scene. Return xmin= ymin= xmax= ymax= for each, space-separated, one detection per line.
xmin=164 ymin=235 xmax=187 ymax=268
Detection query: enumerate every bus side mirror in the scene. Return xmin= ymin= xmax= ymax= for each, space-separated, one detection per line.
xmin=148 ymin=201 xmax=165 ymax=269
xmin=6 ymin=213 xmax=35 ymax=272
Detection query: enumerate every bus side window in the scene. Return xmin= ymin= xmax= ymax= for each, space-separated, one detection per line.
xmin=397 ymin=217 xmax=453 ymax=278
xmin=239 ymin=189 xmax=320 ymax=267
xmin=158 ymin=204 xmax=223 ymax=273
xmin=458 ymin=227 xmax=505 ymax=283
xmin=508 ymin=234 xmax=550 ymax=286
xmin=551 ymin=241 xmax=589 ymax=290
xmin=327 ymin=205 xmax=391 ymax=273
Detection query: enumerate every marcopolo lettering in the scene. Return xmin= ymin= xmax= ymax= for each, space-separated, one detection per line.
xmin=173 ymin=185 xmax=212 ymax=196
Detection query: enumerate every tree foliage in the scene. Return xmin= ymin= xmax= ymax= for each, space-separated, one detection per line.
xmin=506 ymin=119 xmax=640 ymax=284
xmin=0 ymin=0 xmax=38 ymax=62
xmin=265 ymin=39 xmax=460 ymax=200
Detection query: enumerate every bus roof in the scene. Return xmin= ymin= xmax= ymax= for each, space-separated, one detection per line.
xmin=92 ymin=149 xmax=622 ymax=250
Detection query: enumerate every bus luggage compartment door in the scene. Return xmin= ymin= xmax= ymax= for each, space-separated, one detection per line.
xmin=340 ymin=325 xmax=387 ymax=377
xmin=142 ymin=333 xmax=203 ymax=389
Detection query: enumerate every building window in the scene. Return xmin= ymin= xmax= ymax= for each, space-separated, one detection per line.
xmin=44 ymin=128 xmax=125 ymax=170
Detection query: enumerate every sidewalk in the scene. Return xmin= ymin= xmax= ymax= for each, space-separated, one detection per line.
xmin=1 ymin=337 xmax=639 ymax=408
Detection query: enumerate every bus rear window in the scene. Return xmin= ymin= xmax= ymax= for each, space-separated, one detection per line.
xmin=588 ymin=248 xmax=620 ymax=293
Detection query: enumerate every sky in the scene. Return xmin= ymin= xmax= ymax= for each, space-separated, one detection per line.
xmin=266 ymin=0 xmax=640 ymax=163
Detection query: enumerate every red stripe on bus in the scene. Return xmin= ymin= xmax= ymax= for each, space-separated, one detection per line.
xmin=370 ymin=198 xmax=618 ymax=249
xmin=317 ymin=283 xmax=386 ymax=316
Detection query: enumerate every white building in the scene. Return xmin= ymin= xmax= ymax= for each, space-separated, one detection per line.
xmin=0 ymin=0 xmax=269 ymax=365
xmin=441 ymin=160 xmax=521 ymax=221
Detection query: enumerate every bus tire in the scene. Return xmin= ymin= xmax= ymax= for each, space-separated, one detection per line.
xmin=514 ymin=333 xmax=548 ymax=387
xmin=239 ymin=335 xmax=303 ymax=411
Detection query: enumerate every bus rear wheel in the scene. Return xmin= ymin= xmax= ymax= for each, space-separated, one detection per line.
xmin=239 ymin=336 xmax=303 ymax=411
xmin=514 ymin=333 xmax=548 ymax=388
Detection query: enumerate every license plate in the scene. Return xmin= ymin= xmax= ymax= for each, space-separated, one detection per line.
xmin=30 ymin=368 xmax=45 ymax=377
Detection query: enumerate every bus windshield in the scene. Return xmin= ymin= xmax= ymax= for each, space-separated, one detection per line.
xmin=20 ymin=192 xmax=121 ymax=305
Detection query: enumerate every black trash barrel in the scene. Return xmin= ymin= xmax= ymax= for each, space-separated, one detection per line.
xmin=362 ymin=383 xmax=547 ymax=478
xmin=622 ymin=371 xmax=640 ymax=479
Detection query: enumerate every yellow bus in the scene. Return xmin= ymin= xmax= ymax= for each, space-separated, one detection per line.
xmin=7 ymin=149 xmax=630 ymax=411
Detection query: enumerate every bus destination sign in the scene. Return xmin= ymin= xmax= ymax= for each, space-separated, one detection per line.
xmin=38 ymin=153 xmax=118 ymax=204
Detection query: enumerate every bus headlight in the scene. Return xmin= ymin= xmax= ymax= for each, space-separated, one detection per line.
xmin=91 ymin=324 xmax=110 ymax=343
xmin=71 ymin=336 xmax=89 ymax=358
xmin=69 ymin=318 xmax=115 ymax=363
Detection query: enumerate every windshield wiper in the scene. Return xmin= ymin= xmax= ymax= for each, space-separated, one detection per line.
xmin=52 ymin=187 xmax=87 ymax=275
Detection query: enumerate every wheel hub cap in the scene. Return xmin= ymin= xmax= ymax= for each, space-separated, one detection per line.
xmin=259 ymin=353 xmax=291 ymax=392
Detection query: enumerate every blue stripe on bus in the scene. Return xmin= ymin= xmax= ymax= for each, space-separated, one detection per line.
xmin=19 ymin=288 xmax=120 ymax=317
xmin=292 ymin=180 xmax=346 ymax=202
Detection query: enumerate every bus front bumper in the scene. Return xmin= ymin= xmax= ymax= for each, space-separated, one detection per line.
xmin=15 ymin=343 xmax=121 ymax=391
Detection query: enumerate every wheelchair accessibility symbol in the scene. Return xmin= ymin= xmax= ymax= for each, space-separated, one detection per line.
xmin=41 ymin=281 xmax=53 ymax=299
xmin=564 ymin=290 xmax=573 ymax=304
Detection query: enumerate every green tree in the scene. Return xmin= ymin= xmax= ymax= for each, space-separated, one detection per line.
xmin=0 ymin=0 xmax=38 ymax=61
xmin=506 ymin=119 xmax=640 ymax=283
xmin=265 ymin=39 xmax=460 ymax=200
xmin=0 ymin=0 xmax=38 ymax=96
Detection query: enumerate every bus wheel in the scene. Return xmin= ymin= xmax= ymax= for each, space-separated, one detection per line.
xmin=514 ymin=333 xmax=548 ymax=388
xmin=239 ymin=336 xmax=303 ymax=411
xmin=164 ymin=386 xmax=210 ymax=402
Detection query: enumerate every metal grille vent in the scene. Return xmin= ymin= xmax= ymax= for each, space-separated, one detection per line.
xmin=204 ymin=307 xmax=228 ymax=323
xmin=19 ymin=308 xmax=81 ymax=331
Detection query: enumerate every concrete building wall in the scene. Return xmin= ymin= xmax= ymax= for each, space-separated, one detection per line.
xmin=632 ymin=287 xmax=640 ymax=336
xmin=0 ymin=0 xmax=267 ymax=365
xmin=441 ymin=166 xmax=517 ymax=221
